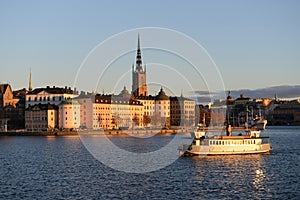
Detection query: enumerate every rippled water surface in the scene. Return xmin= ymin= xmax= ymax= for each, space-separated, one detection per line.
xmin=0 ymin=127 xmax=299 ymax=199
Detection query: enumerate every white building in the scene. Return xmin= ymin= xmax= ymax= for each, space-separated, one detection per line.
xmin=25 ymin=86 xmax=78 ymax=108
xmin=58 ymin=99 xmax=81 ymax=129
xmin=75 ymin=93 xmax=94 ymax=129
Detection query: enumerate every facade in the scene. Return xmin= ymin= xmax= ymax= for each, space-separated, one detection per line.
xmin=75 ymin=93 xmax=94 ymax=129
xmin=153 ymin=88 xmax=170 ymax=127
xmin=94 ymin=88 xmax=144 ymax=130
xmin=134 ymin=95 xmax=155 ymax=116
xmin=58 ymin=99 xmax=81 ymax=129
xmin=0 ymin=84 xmax=19 ymax=108
xmin=25 ymin=86 xmax=78 ymax=108
xmin=94 ymin=94 xmax=112 ymax=130
xmin=269 ymin=100 xmax=300 ymax=125
xmin=25 ymin=104 xmax=58 ymax=131
xmin=132 ymin=35 xmax=148 ymax=97
xmin=170 ymin=96 xmax=195 ymax=127
xmin=0 ymin=84 xmax=24 ymax=131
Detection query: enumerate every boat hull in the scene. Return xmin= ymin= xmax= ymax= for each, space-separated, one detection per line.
xmin=182 ymin=145 xmax=271 ymax=156
xmin=179 ymin=140 xmax=271 ymax=156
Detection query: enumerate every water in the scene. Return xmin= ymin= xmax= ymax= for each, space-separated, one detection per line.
xmin=0 ymin=127 xmax=299 ymax=199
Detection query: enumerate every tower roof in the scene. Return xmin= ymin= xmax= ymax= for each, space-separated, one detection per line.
xmin=136 ymin=34 xmax=143 ymax=72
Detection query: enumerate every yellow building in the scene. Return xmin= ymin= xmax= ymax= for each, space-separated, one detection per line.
xmin=94 ymin=87 xmax=144 ymax=130
xmin=25 ymin=104 xmax=58 ymax=131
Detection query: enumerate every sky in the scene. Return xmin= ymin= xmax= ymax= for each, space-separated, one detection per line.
xmin=0 ymin=0 xmax=299 ymax=96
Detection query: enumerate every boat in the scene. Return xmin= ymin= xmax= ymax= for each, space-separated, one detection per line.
xmin=179 ymin=125 xmax=271 ymax=156
xmin=251 ymin=117 xmax=267 ymax=130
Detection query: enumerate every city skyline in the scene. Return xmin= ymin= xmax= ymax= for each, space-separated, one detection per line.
xmin=1 ymin=1 xmax=300 ymax=93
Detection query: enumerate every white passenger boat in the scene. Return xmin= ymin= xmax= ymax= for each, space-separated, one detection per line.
xmin=179 ymin=126 xmax=271 ymax=156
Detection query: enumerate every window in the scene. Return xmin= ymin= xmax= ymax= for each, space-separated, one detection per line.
xmin=28 ymin=97 xmax=31 ymax=101
xmin=53 ymin=97 xmax=55 ymax=101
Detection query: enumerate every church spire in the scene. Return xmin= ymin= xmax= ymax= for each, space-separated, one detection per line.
xmin=136 ymin=34 xmax=143 ymax=72
xmin=29 ymin=68 xmax=32 ymax=92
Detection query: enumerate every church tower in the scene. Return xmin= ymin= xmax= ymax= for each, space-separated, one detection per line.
xmin=132 ymin=35 xmax=148 ymax=97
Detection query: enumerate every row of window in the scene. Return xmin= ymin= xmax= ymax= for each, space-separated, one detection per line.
xmin=27 ymin=96 xmax=71 ymax=102
xmin=209 ymin=140 xmax=259 ymax=146
xmin=25 ymin=117 xmax=54 ymax=121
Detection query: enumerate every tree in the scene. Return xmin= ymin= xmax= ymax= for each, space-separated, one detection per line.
xmin=132 ymin=115 xmax=140 ymax=126
xmin=143 ymin=115 xmax=151 ymax=127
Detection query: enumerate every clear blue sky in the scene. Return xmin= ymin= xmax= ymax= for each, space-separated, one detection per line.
xmin=0 ymin=0 xmax=299 ymax=94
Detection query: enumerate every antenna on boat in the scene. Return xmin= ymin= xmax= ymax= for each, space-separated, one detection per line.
xmin=245 ymin=105 xmax=249 ymax=130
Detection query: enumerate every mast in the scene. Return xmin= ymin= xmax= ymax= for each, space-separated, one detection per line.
xmin=246 ymin=108 xmax=248 ymax=130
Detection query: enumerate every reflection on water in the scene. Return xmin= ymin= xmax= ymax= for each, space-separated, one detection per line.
xmin=0 ymin=127 xmax=299 ymax=199
xmin=253 ymin=168 xmax=266 ymax=191
xmin=190 ymin=154 xmax=272 ymax=199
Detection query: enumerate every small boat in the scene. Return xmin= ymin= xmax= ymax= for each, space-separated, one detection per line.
xmin=179 ymin=125 xmax=271 ymax=156
xmin=251 ymin=116 xmax=267 ymax=130
xmin=250 ymin=108 xmax=267 ymax=130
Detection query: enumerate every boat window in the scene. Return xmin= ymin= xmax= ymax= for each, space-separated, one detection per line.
xmin=254 ymin=140 xmax=256 ymax=144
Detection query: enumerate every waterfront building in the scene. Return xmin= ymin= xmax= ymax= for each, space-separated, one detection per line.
xmin=94 ymin=88 xmax=144 ymax=130
xmin=170 ymin=95 xmax=195 ymax=127
xmin=58 ymin=99 xmax=81 ymax=129
xmin=0 ymin=84 xmax=25 ymax=131
xmin=25 ymin=86 xmax=78 ymax=108
xmin=0 ymin=84 xmax=19 ymax=108
xmin=75 ymin=93 xmax=94 ymax=130
xmin=269 ymin=99 xmax=300 ymax=125
xmin=153 ymin=88 xmax=170 ymax=127
xmin=25 ymin=104 xmax=58 ymax=131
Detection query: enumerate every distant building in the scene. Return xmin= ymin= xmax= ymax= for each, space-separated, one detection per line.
xmin=0 ymin=84 xmax=25 ymax=130
xmin=0 ymin=84 xmax=19 ymax=107
xmin=94 ymin=88 xmax=144 ymax=130
xmin=58 ymin=99 xmax=81 ymax=129
xmin=269 ymin=99 xmax=300 ymax=125
xmin=25 ymin=86 xmax=78 ymax=108
xmin=170 ymin=95 xmax=195 ymax=127
xmin=25 ymin=104 xmax=58 ymax=131
xmin=153 ymin=88 xmax=170 ymax=127
xmin=75 ymin=93 xmax=94 ymax=129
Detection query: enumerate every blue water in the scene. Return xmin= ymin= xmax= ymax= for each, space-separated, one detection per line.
xmin=0 ymin=127 xmax=299 ymax=199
